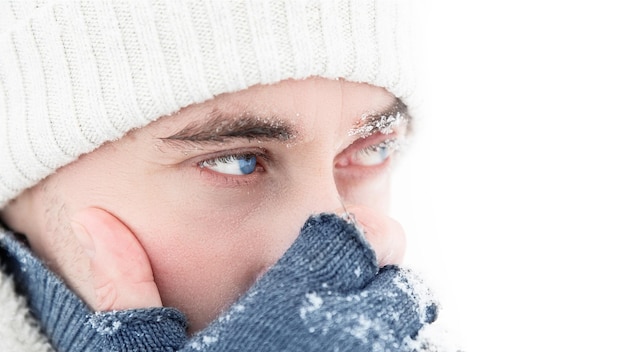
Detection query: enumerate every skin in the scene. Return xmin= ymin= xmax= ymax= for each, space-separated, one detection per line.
xmin=1 ymin=78 xmax=410 ymax=333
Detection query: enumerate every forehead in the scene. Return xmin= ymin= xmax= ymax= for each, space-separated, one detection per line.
xmin=137 ymin=78 xmax=399 ymax=140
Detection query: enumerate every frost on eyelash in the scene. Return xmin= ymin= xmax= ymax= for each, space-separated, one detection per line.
xmin=349 ymin=111 xmax=407 ymax=138
xmin=368 ymin=139 xmax=404 ymax=153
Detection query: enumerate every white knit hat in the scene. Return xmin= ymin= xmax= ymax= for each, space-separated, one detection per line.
xmin=0 ymin=0 xmax=417 ymax=207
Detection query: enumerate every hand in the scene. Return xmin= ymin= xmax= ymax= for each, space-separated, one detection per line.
xmin=71 ymin=208 xmax=162 ymax=311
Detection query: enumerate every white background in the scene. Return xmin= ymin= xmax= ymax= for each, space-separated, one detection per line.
xmin=390 ymin=1 xmax=626 ymax=351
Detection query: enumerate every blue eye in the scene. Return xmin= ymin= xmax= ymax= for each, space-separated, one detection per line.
xmin=199 ymin=154 xmax=258 ymax=175
xmin=352 ymin=140 xmax=398 ymax=166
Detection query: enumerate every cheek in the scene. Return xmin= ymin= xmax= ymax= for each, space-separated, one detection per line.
xmin=130 ymin=196 xmax=298 ymax=331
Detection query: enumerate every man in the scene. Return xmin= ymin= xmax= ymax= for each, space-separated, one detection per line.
xmin=1 ymin=0 xmax=446 ymax=350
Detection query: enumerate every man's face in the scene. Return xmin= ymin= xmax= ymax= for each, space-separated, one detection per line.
xmin=24 ymin=78 xmax=410 ymax=332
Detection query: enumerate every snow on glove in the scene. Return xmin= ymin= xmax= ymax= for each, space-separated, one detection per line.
xmin=90 ymin=213 xmax=439 ymax=351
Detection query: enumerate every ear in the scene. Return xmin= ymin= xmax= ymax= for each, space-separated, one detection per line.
xmin=71 ymin=208 xmax=163 ymax=311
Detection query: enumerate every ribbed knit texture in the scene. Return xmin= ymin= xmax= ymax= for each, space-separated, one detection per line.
xmin=1 ymin=214 xmax=443 ymax=352
xmin=0 ymin=0 xmax=416 ymax=207
xmin=0 ymin=254 xmax=53 ymax=352
xmin=1 ymin=228 xmax=100 ymax=351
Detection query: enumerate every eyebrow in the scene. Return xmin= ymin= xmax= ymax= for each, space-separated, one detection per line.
xmin=160 ymin=98 xmax=412 ymax=148
xmin=161 ymin=110 xmax=296 ymax=147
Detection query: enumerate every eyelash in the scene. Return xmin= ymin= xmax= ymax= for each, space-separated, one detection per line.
xmin=359 ymin=139 xmax=401 ymax=158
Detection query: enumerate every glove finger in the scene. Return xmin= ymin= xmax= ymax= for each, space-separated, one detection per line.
xmin=368 ymin=266 xmax=439 ymax=334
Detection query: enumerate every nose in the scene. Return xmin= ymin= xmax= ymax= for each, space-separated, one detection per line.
xmin=283 ymin=165 xmax=343 ymax=220
xmin=278 ymin=168 xmax=405 ymax=267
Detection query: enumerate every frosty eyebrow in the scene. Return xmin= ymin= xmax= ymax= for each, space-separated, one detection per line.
xmin=349 ymin=99 xmax=411 ymax=137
